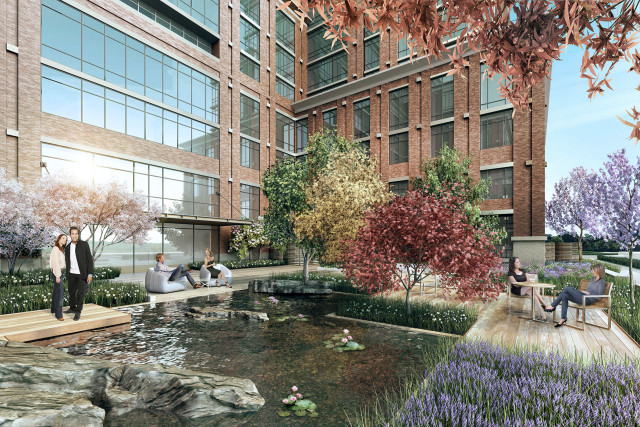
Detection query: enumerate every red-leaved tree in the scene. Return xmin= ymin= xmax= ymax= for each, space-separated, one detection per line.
xmin=341 ymin=189 xmax=503 ymax=315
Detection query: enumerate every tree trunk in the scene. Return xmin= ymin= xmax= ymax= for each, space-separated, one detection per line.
xmin=578 ymin=228 xmax=583 ymax=263
xmin=630 ymin=250 xmax=636 ymax=305
xmin=405 ymin=287 xmax=411 ymax=316
xmin=302 ymin=251 xmax=310 ymax=285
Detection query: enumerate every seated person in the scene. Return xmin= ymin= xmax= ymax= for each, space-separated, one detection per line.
xmin=544 ymin=263 xmax=606 ymax=328
xmin=508 ymin=256 xmax=547 ymax=321
xmin=154 ymin=253 xmax=202 ymax=289
xmin=203 ymin=248 xmax=231 ymax=288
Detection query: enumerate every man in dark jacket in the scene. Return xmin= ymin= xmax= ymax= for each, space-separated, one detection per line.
xmin=64 ymin=226 xmax=93 ymax=321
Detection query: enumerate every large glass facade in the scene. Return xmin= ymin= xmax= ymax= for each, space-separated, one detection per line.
xmin=240 ymin=184 xmax=260 ymax=219
xmin=42 ymin=66 xmax=220 ymax=158
xmin=42 ymin=0 xmax=220 ymax=124
xmin=119 ymin=0 xmax=217 ymax=51
xmin=431 ymin=74 xmax=454 ymax=121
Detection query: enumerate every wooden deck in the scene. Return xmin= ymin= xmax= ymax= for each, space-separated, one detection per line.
xmin=0 ymin=304 xmax=131 ymax=343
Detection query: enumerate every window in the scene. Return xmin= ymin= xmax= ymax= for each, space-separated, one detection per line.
xmin=276 ymin=150 xmax=294 ymax=161
xmin=389 ymin=132 xmax=409 ymax=164
xmin=276 ymin=78 xmax=295 ymax=101
xmin=353 ymin=99 xmax=370 ymax=139
xmin=296 ymin=118 xmax=308 ymax=153
xmin=276 ymin=10 xmax=295 ymax=52
xmin=481 ymin=63 xmax=508 ymax=110
xmin=431 ymin=74 xmax=454 ymax=121
xmin=389 ymin=87 xmax=409 ymax=131
xmin=389 ymin=180 xmax=409 ymax=195
xmin=493 ymin=214 xmax=513 ymax=259
xmin=323 ymin=109 xmax=337 ymax=131
xmin=240 ymin=94 xmax=260 ymax=139
xmin=42 ymin=0 xmax=220 ymax=123
xmin=276 ymin=48 xmax=295 ymax=83
xmin=481 ymin=168 xmax=513 ymax=199
xmin=163 ymin=0 xmax=220 ymax=33
xmin=42 ymin=65 xmax=219 ymax=158
xmin=307 ymin=52 xmax=347 ymax=92
xmin=398 ymin=38 xmax=413 ymax=60
xmin=240 ymin=16 xmax=260 ymax=82
xmin=240 ymin=137 xmax=259 ymax=170
xmin=364 ymin=28 xmax=379 ymax=72
xmin=276 ymin=112 xmax=295 ymax=152
xmin=240 ymin=184 xmax=260 ymax=218
xmin=430 ymin=122 xmax=453 ymax=157
xmin=239 ymin=0 xmax=259 ymax=24
xmin=307 ymin=27 xmax=334 ymax=62
xmin=240 ymin=55 xmax=260 ymax=81
xmin=481 ymin=110 xmax=513 ymax=149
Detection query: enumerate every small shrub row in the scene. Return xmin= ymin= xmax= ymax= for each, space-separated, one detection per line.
xmin=269 ymin=271 xmax=368 ymax=294
xmin=336 ymin=293 xmax=477 ymax=336
xmin=584 ymin=258 xmax=621 ymax=273
xmin=583 ymin=251 xmax=618 ymax=256
xmin=597 ymin=253 xmax=639 ymax=269
xmin=0 ymin=266 xmax=121 ymax=287
xmin=0 ymin=280 xmax=146 ymax=314
xmin=188 ymin=259 xmax=285 ymax=270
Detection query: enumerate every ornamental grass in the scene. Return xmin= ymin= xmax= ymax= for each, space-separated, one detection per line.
xmin=336 ymin=294 xmax=477 ymax=336
xmin=0 ymin=280 xmax=146 ymax=314
xmin=355 ymin=340 xmax=640 ymax=427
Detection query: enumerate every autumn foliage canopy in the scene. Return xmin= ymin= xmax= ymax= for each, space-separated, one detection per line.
xmin=341 ymin=188 xmax=504 ymax=305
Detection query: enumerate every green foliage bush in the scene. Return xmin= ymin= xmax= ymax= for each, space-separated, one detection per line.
xmin=0 ymin=266 xmax=121 ymax=287
xmin=0 ymin=280 xmax=146 ymax=314
xmin=597 ymin=254 xmax=640 ymax=269
xmin=269 ymin=271 xmax=368 ymax=294
xmin=188 ymin=259 xmax=286 ymax=270
xmin=336 ymin=293 xmax=477 ymax=335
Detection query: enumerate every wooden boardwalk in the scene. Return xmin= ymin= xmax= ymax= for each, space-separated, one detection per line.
xmin=0 ymin=304 xmax=131 ymax=343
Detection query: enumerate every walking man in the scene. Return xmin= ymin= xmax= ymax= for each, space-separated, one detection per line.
xmin=65 ymin=226 xmax=93 ymax=321
xmin=154 ymin=253 xmax=202 ymax=288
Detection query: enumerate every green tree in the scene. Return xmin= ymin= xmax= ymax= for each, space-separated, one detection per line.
xmin=411 ymin=145 xmax=506 ymax=247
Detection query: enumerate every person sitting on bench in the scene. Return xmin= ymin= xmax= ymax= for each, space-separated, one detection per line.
xmin=154 ymin=253 xmax=202 ymax=288
xmin=508 ymin=256 xmax=547 ymax=321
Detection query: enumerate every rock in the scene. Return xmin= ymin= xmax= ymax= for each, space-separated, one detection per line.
xmin=0 ymin=340 xmax=265 ymax=424
xmin=186 ymin=307 xmax=269 ymax=322
xmin=249 ymin=279 xmax=333 ymax=295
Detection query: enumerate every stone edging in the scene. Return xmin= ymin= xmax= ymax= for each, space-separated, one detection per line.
xmin=325 ymin=313 xmax=462 ymax=338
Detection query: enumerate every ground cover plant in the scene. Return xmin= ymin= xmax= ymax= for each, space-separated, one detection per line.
xmin=336 ymin=293 xmax=477 ymax=336
xmin=0 ymin=266 xmax=121 ymax=287
xmin=269 ymin=271 xmax=367 ymax=294
xmin=358 ymin=340 xmax=640 ymax=426
xmin=0 ymin=280 xmax=146 ymax=314
xmin=188 ymin=259 xmax=285 ymax=270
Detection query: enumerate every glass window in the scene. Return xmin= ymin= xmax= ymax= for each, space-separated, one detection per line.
xmin=389 ymin=132 xmax=409 ymax=164
xmin=240 ymin=54 xmax=261 ymax=82
xmin=276 ymin=77 xmax=295 ymax=101
xmin=389 ymin=180 xmax=409 ymax=195
xmin=307 ymin=27 xmax=334 ymax=62
xmin=82 ymin=91 xmax=105 ymax=128
xmin=240 ymin=94 xmax=260 ymax=139
xmin=307 ymin=51 xmax=347 ymax=92
xmin=493 ymin=214 xmax=514 ymax=259
xmin=276 ymin=10 xmax=295 ymax=52
xmin=364 ymin=35 xmax=379 ymax=72
xmin=276 ymin=112 xmax=295 ymax=151
xmin=353 ymin=99 xmax=370 ymax=139
xmin=481 ymin=63 xmax=508 ymax=110
xmin=398 ymin=37 xmax=413 ymax=60
xmin=323 ymin=109 xmax=337 ymax=132
xmin=431 ymin=74 xmax=454 ymax=121
xmin=431 ymin=122 xmax=454 ymax=157
xmin=41 ymin=5 xmax=82 ymax=69
xmin=276 ymin=47 xmax=295 ymax=83
xmin=481 ymin=168 xmax=513 ymax=199
xmin=42 ymin=75 xmax=82 ymax=122
xmin=481 ymin=110 xmax=513 ymax=149
xmin=296 ymin=118 xmax=308 ymax=153
xmin=241 ymin=137 xmax=260 ymax=170
xmin=240 ymin=184 xmax=260 ymax=219
xmin=240 ymin=18 xmax=260 ymax=60
xmin=389 ymin=87 xmax=409 ymax=131
xmin=240 ymin=0 xmax=259 ymax=24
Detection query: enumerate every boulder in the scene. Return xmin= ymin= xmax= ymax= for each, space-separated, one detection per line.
xmin=186 ymin=306 xmax=269 ymax=322
xmin=0 ymin=340 xmax=265 ymax=424
xmin=249 ymin=279 xmax=333 ymax=295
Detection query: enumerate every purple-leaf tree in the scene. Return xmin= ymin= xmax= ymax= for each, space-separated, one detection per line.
xmin=0 ymin=169 xmax=55 ymax=274
xmin=545 ymin=167 xmax=600 ymax=262
xmin=589 ymin=149 xmax=640 ymax=304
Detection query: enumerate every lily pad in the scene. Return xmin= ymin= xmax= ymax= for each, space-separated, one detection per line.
xmin=295 ymin=400 xmax=311 ymax=409
xmin=297 ymin=317 xmax=308 ymax=321
xmin=278 ymin=410 xmax=291 ymax=417
xmin=307 ymin=403 xmax=317 ymax=411
xmin=345 ymin=341 xmax=359 ymax=349
xmin=335 ymin=347 xmax=345 ymax=352
xmin=357 ymin=344 xmax=366 ymax=350
xmin=308 ymin=411 xmax=319 ymax=418
xmin=295 ymin=410 xmax=307 ymax=417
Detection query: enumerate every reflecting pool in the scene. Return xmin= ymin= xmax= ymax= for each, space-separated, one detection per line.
xmin=54 ymin=291 xmax=438 ymax=426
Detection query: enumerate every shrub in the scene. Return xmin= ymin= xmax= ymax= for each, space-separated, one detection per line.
xmin=269 ymin=271 xmax=367 ymax=294
xmin=597 ymin=253 xmax=640 ymax=269
xmin=336 ymin=293 xmax=477 ymax=336
xmin=0 ymin=280 xmax=145 ymax=314
xmin=0 ymin=266 xmax=121 ymax=287
xmin=188 ymin=259 xmax=286 ymax=270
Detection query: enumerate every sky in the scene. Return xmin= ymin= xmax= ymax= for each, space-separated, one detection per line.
xmin=545 ymin=46 xmax=639 ymax=203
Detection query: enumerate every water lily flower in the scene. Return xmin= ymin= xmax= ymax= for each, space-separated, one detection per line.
xmin=291 ymin=386 xmax=298 ymax=392
xmin=343 ymin=329 xmax=349 ymax=334
xmin=342 ymin=338 xmax=348 ymax=343
xmin=283 ymin=399 xmax=289 ymax=404
xmin=347 ymin=336 xmax=353 ymax=340
xmin=296 ymin=393 xmax=302 ymax=398
xmin=298 ymin=314 xmax=304 ymax=318
xmin=291 ymin=396 xmax=297 ymax=402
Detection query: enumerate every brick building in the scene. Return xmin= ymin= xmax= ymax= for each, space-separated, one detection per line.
xmin=0 ymin=0 xmax=548 ymax=273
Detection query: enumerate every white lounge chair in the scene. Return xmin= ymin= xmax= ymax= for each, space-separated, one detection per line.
xmin=200 ymin=264 xmax=233 ymax=287
xmin=145 ymin=268 xmax=190 ymax=293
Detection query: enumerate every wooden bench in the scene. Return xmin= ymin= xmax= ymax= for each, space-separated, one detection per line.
xmin=552 ymin=279 xmax=613 ymax=330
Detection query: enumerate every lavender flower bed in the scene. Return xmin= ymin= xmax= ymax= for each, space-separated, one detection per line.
xmin=384 ymin=341 xmax=640 ymax=426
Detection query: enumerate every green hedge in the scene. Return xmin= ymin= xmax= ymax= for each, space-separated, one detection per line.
xmin=269 ymin=271 xmax=368 ymax=294
xmin=583 ymin=251 xmax=618 ymax=256
xmin=0 ymin=280 xmax=146 ymax=315
xmin=0 ymin=266 xmax=121 ymax=287
xmin=336 ymin=293 xmax=477 ymax=336
xmin=584 ymin=258 xmax=621 ymax=273
xmin=597 ymin=254 xmax=638 ymax=269
xmin=188 ymin=259 xmax=286 ymax=270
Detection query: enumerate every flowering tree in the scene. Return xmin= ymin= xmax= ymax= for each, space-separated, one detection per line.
xmin=341 ymin=189 xmax=503 ymax=315
xmin=589 ymin=149 xmax=640 ymax=304
xmin=546 ymin=167 xmax=600 ymax=262
xmin=0 ymin=169 xmax=55 ymax=274
xmin=284 ymin=1 xmax=640 ymax=141
xmin=294 ymin=143 xmax=391 ymax=264
xmin=34 ymin=175 xmax=161 ymax=262
xmin=229 ymin=217 xmax=270 ymax=260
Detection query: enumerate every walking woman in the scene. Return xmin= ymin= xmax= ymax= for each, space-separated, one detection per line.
xmin=204 ymin=248 xmax=230 ymax=287
xmin=49 ymin=234 xmax=67 ymax=321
